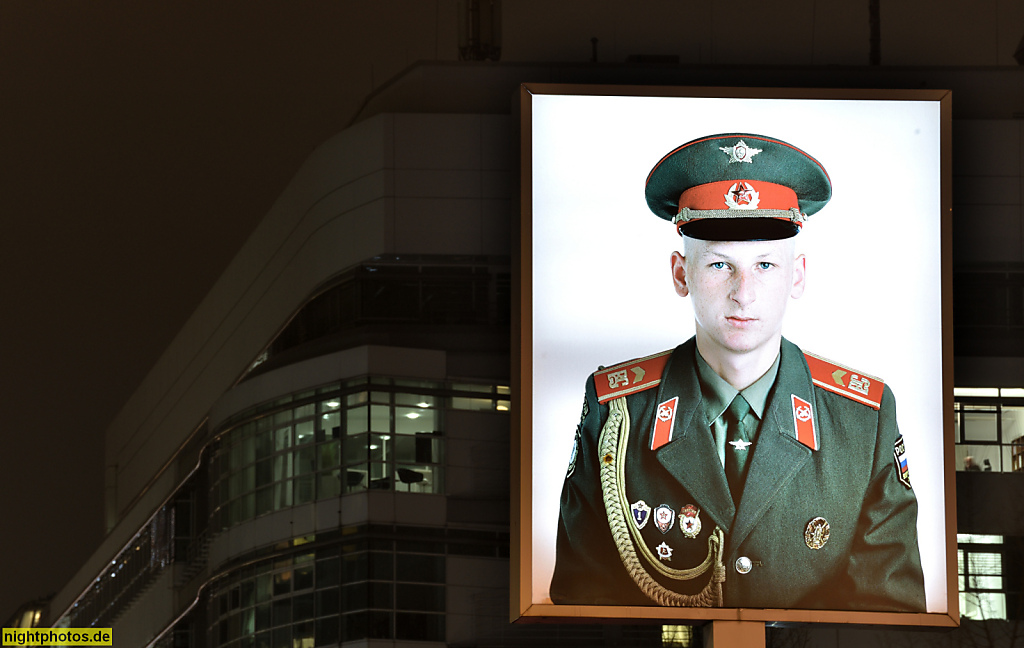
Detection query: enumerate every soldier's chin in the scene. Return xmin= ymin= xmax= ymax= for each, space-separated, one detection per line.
xmin=718 ymin=333 xmax=770 ymax=355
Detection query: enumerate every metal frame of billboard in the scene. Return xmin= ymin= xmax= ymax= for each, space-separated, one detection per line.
xmin=512 ymin=83 xmax=956 ymax=628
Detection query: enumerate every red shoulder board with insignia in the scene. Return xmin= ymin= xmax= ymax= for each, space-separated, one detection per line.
xmin=594 ymin=350 xmax=672 ymax=404
xmin=804 ymin=351 xmax=884 ymax=410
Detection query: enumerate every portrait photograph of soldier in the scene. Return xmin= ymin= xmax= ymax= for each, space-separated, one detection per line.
xmin=525 ymin=92 xmax=948 ymax=615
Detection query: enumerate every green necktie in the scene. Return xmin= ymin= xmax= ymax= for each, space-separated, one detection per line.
xmin=725 ymin=394 xmax=753 ymax=508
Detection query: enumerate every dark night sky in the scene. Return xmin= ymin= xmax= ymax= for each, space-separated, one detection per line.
xmin=0 ymin=2 xmax=449 ymax=622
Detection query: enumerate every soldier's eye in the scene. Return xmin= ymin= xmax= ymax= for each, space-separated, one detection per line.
xmin=758 ymin=262 xmax=773 ymax=270
xmin=710 ymin=262 xmax=727 ymax=270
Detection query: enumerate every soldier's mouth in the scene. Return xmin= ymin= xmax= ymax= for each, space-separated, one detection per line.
xmin=726 ymin=316 xmax=757 ymax=327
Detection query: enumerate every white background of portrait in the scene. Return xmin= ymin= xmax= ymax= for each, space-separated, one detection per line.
xmin=528 ymin=93 xmax=946 ymax=613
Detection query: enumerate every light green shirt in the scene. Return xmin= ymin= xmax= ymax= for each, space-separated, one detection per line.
xmin=695 ymin=349 xmax=781 ymax=467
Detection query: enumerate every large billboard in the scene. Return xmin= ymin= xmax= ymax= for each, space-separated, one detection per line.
xmin=513 ymin=85 xmax=956 ymax=626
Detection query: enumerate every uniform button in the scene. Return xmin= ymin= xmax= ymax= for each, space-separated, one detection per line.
xmin=735 ymin=557 xmax=752 ymax=574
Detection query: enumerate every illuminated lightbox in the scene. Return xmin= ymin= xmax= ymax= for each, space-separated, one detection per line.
xmin=513 ymin=84 xmax=955 ymax=627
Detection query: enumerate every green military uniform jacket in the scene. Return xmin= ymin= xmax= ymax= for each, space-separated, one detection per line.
xmin=550 ymin=336 xmax=926 ymax=611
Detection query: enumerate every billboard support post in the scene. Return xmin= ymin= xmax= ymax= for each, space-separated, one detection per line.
xmin=703 ymin=621 xmax=765 ymax=648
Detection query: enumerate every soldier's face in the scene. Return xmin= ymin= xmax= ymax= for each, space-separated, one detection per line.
xmin=671 ymin=236 xmax=805 ymax=359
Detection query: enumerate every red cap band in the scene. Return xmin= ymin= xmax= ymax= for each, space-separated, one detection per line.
xmin=677 ymin=180 xmax=799 ymax=212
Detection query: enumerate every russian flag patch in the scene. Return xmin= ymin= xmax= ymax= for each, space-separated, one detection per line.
xmin=894 ymin=435 xmax=911 ymax=489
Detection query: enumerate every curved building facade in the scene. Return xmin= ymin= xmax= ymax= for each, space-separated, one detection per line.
xmin=48 ymin=111 xmax=525 ymax=648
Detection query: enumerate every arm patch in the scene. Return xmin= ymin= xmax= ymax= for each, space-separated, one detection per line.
xmin=894 ymin=435 xmax=912 ymax=489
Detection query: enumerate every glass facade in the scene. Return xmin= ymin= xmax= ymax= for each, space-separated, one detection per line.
xmin=953 ymin=268 xmax=1024 ymax=357
xmin=210 ymin=378 xmax=509 ymax=532
xmin=206 ymin=525 xmax=509 ymax=648
xmin=958 ymin=534 xmax=1007 ymax=620
xmin=245 ymin=256 xmax=511 ymax=380
xmin=953 ymin=389 xmax=1024 ymax=472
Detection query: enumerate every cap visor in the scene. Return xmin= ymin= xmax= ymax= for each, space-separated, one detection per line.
xmin=680 ymin=218 xmax=799 ymax=241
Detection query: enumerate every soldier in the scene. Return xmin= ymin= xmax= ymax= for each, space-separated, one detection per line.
xmin=550 ymin=133 xmax=926 ymax=611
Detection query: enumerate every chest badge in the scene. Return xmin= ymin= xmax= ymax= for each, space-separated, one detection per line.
xmin=679 ymin=504 xmax=702 ymax=538
xmin=804 ymin=517 xmax=830 ymax=549
xmin=654 ymin=504 xmax=675 ymax=533
xmin=656 ymin=542 xmax=673 ymax=561
xmin=631 ymin=500 xmax=651 ymax=530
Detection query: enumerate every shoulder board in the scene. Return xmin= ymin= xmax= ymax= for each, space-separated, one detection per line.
xmin=804 ymin=351 xmax=884 ymax=410
xmin=594 ymin=350 xmax=672 ymax=404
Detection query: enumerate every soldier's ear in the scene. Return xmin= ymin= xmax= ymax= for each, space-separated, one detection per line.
xmin=791 ymin=253 xmax=806 ymax=299
xmin=671 ymin=251 xmax=689 ymax=298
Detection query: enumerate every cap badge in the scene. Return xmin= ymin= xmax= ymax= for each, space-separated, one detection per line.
xmin=720 ymin=140 xmax=762 ymax=164
xmin=679 ymin=504 xmax=702 ymax=539
xmin=723 ymin=182 xmax=760 ymax=210
xmin=656 ymin=542 xmax=673 ymax=561
xmin=654 ymin=504 xmax=675 ymax=533
xmin=631 ymin=500 xmax=652 ymax=530
xmin=804 ymin=517 xmax=830 ymax=549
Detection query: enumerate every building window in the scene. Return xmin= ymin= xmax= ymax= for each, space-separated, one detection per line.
xmin=343 ymin=381 xmax=443 ymax=493
xmin=244 ymin=255 xmax=511 ymax=380
xmin=209 ymin=378 xmax=509 ymax=532
xmin=207 ymin=528 xmax=455 ymax=648
xmin=954 ymin=388 xmax=1024 ymax=472
xmin=661 ymin=625 xmax=696 ymax=647
xmin=958 ymin=534 xmax=1007 ymax=620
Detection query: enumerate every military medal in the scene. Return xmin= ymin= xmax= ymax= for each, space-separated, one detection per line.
xmin=656 ymin=542 xmax=673 ymax=561
xmin=654 ymin=504 xmax=675 ymax=533
xmin=630 ymin=500 xmax=651 ymax=530
xmin=679 ymin=504 xmax=701 ymax=538
xmin=804 ymin=517 xmax=830 ymax=549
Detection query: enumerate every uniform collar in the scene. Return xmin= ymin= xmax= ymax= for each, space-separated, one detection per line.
xmin=694 ymin=348 xmax=781 ymax=424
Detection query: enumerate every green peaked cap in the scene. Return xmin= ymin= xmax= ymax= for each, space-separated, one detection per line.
xmin=645 ymin=133 xmax=832 ymax=241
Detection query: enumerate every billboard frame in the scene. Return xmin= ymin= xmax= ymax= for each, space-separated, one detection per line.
xmin=512 ymin=82 xmax=957 ymax=628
